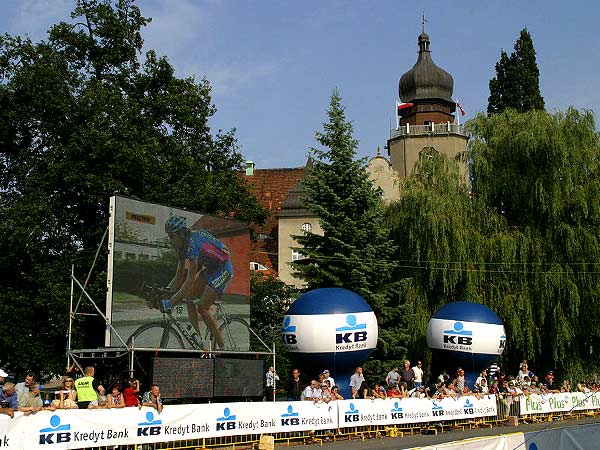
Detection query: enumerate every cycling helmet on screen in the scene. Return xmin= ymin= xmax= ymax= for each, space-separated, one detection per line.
xmin=165 ymin=216 xmax=188 ymax=234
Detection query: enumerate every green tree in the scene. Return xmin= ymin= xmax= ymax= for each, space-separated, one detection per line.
xmin=386 ymin=153 xmax=490 ymax=376
xmin=469 ymin=108 xmax=600 ymax=379
xmin=488 ymin=29 xmax=545 ymax=114
xmin=0 ymin=0 xmax=266 ymax=377
xmin=387 ymin=108 xmax=600 ymax=382
xmin=291 ymin=90 xmax=404 ymax=378
xmin=250 ymin=273 xmax=298 ymax=380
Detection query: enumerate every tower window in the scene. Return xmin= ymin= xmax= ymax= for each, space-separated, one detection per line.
xmin=301 ymin=222 xmax=312 ymax=233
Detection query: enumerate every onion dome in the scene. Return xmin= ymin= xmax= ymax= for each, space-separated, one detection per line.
xmin=399 ymin=32 xmax=453 ymax=103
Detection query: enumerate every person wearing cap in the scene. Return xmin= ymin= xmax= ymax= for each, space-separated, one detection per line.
xmin=0 ymin=369 xmax=8 ymax=387
xmin=322 ymin=370 xmax=335 ymax=388
xmin=18 ymin=383 xmax=43 ymax=415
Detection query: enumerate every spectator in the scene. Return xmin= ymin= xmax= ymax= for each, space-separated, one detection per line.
xmin=437 ymin=369 xmax=449 ymax=386
xmin=285 ymin=369 xmax=303 ymax=401
xmin=50 ymin=377 xmax=78 ymax=409
xmin=545 ymin=371 xmax=557 ymax=390
xmin=18 ymin=384 xmax=43 ymax=415
xmin=0 ymin=369 xmax=8 ymax=387
xmin=386 ymin=366 xmax=400 ymax=388
xmin=15 ymin=372 xmax=36 ymax=398
xmin=516 ymin=363 xmax=531 ymax=384
xmin=329 ymin=385 xmax=343 ymax=400
xmin=0 ymin=382 xmax=18 ymax=418
xmin=124 ymin=378 xmax=140 ymax=407
xmin=454 ymin=368 xmax=465 ymax=393
xmin=107 ymin=383 xmax=125 ymax=408
xmin=302 ymin=380 xmax=322 ymax=401
xmin=488 ymin=362 xmax=500 ymax=381
xmin=387 ymin=385 xmax=402 ymax=398
xmin=320 ymin=381 xmax=330 ymax=401
xmin=400 ymin=360 xmax=415 ymax=389
xmin=74 ymin=366 xmax=105 ymax=409
xmin=560 ymin=380 xmax=572 ymax=393
xmin=322 ymin=370 xmax=335 ymax=388
xmin=413 ymin=361 xmax=424 ymax=388
xmin=88 ymin=395 xmax=109 ymax=409
xmin=475 ymin=370 xmax=487 ymax=387
xmin=265 ymin=366 xmax=279 ymax=402
xmin=426 ymin=379 xmax=444 ymax=399
xmin=141 ymin=384 xmax=163 ymax=413
xmin=371 ymin=383 xmax=387 ymax=399
xmin=349 ymin=367 xmax=365 ymax=399
xmin=398 ymin=382 xmax=410 ymax=398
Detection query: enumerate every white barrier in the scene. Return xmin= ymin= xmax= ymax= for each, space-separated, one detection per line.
xmin=0 ymin=393 xmax=597 ymax=449
xmin=337 ymin=396 xmax=497 ymax=427
xmin=519 ymin=392 xmax=600 ymax=415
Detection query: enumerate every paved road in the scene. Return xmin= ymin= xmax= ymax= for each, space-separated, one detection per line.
xmin=289 ymin=416 xmax=600 ymax=450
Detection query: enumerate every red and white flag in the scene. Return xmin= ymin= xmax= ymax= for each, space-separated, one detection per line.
xmin=397 ymin=101 xmax=414 ymax=112
xmin=456 ymin=101 xmax=466 ymax=116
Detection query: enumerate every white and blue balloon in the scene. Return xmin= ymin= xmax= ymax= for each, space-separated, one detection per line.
xmin=281 ymin=288 xmax=378 ymax=399
xmin=427 ymin=301 xmax=506 ymax=388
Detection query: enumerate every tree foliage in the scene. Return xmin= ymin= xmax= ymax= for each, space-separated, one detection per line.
xmin=0 ymin=0 xmax=266 ymax=377
xmin=249 ymin=273 xmax=298 ymax=378
xmin=388 ymin=108 xmax=600 ymax=382
xmin=291 ymin=90 xmax=405 ymax=379
xmin=488 ymin=29 xmax=545 ymax=115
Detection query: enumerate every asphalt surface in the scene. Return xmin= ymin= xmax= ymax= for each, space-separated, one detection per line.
xmin=285 ymin=415 xmax=600 ymax=450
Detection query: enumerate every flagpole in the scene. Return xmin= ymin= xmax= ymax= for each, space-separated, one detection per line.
xmin=456 ymin=98 xmax=460 ymax=127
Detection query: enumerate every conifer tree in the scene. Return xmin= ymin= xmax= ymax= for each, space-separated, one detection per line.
xmin=488 ymin=29 xmax=545 ymax=114
xmin=292 ymin=91 xmax=406 ymax=374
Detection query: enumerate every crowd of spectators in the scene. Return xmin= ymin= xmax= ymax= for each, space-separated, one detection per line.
xmin=0 ymin=359 xmax=596 ymax=418
xmin=0 ymin=366 xmax=162 ymax=418
xmin=275 ymin=359 xmax=598 ymax=404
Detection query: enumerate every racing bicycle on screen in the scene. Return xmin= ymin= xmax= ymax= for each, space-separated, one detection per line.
xmin=127 ymin=284 xmax=252 ymax=352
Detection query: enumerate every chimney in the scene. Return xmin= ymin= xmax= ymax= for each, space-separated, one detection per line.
xmin=245 ymin=161 xmax=255 ymax=176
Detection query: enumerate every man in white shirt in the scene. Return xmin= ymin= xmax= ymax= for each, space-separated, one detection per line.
xmin=413 ymin=361 xmax=424 ymax=388
xmin=349 ymin=367 xmax=365 ymax=399
xmin=302 ymin=380 xmax=322 ymax=402
xmin=322 ymin=370 xmax=335 ymax=388
xmin=265 ymin=366 xmax=279 ymax=402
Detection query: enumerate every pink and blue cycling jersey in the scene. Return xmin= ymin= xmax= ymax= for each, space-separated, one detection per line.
xmin=185 ymin=230 xmax=233 ymax=294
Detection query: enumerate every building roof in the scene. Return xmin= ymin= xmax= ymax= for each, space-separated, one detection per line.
xmin=242 ymin=166 xmax=305 ymax=271
xmin=399 ymin=32 xmax=454 ymax=103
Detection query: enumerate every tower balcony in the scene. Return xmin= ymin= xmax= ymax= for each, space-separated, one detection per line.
xmin=390 ymin=122 xmax=466 ymax=139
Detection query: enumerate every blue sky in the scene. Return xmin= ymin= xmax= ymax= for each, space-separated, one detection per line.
xmin=2 ymin=0 xmax=599 ymax=169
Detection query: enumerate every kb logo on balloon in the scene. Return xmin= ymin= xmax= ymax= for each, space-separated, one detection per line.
xmin=335 ymin=315 xmax=368 ymax=350
xmin=443 ymin=322 xmax=473 ymax=349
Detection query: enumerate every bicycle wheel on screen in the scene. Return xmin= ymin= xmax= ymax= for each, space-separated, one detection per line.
xmin=128 ymin=322 xmax=185 ymax=349
xmin=204 ymin=318 xmax=251 ymax=351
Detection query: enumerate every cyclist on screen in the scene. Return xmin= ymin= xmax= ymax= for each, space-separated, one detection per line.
xmin=161 ymin=216 xmax=233 ymax=349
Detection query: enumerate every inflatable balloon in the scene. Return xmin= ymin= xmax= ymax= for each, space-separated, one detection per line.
xmin=427 ymin=301 xmax=505 ymax=389
xmin=282 ymin=288 xmax=378 ymax=399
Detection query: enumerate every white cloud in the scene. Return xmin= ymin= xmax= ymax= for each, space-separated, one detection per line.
xmin=9 ymin=0 xmax=71 ymax=39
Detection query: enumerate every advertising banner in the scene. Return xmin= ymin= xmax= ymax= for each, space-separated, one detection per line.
xmin=2 ymin=395 xmax=599 ymax=449
xmin=106 ymin=195 xmax=250 ymax=351
xmin=336 ymin=396 xmax=496 ymax=427
xmin=519 ymin=392 xmax=600 ymax=415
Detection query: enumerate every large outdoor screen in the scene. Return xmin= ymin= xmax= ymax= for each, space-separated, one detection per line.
xmin=106 ymin=195 xmax=250 ymax=351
